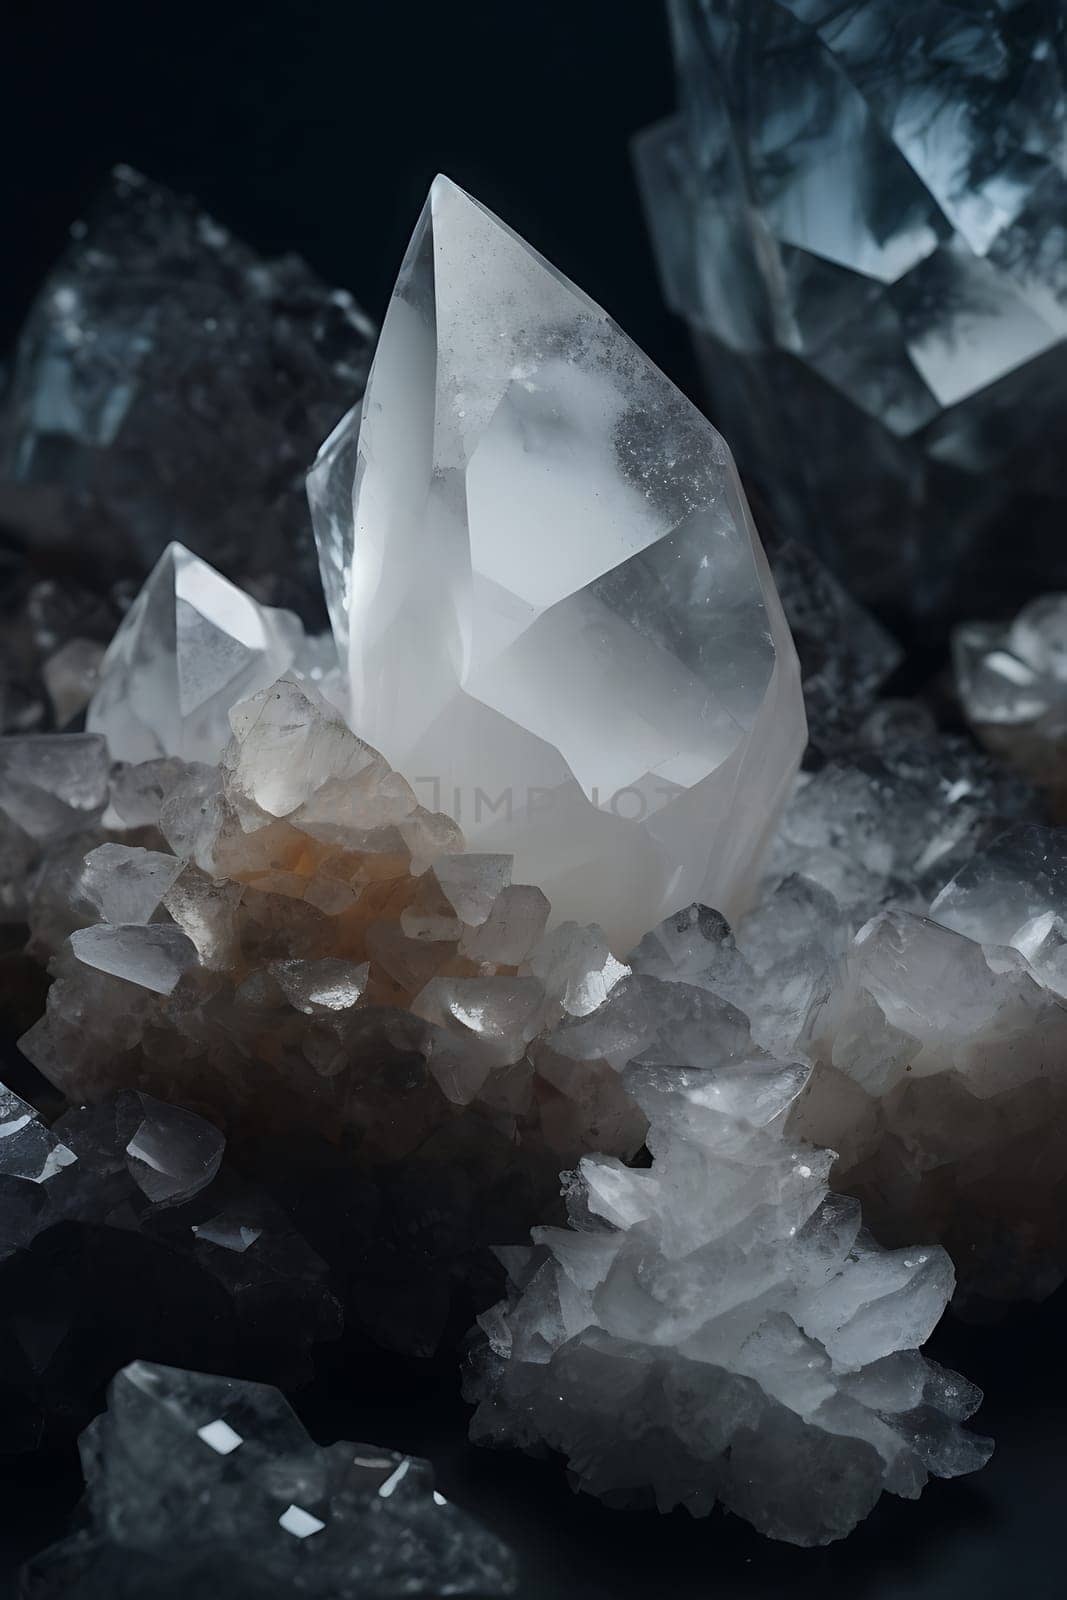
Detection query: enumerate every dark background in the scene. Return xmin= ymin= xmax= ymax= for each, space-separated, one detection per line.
xmin=3 ymin=3 xmax=1066 ymax=1596
xmin=1 ymin=0 xmax=698 ymax=398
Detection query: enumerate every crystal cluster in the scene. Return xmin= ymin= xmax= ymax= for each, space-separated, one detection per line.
xmin=637 ymin=1 xmax=1067 ymax=620
xmin=23 ymin=1360 xmax=516 ymax=1598
xmin=622 ymin=740 xmax=1067 ymax=1309
xmin=20 ymin=677 xmax=647 ymax=1351
xmin=0 ymin=166 xmax=374 ymax=736
xmin=0 ymin=1084 xmax=337 ymax=1452
xmin=955 ymin=593 xmax=1067 ymax=814
xmin=466 ymin=1044 xmax=991 ymax=1546
xmin=312 ymin=175 xmax=805 ymax=950
xmin=3 ymin=166 xmax=1043 ymax=1559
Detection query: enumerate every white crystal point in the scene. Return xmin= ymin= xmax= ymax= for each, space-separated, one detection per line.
xmin=87 ymin=542 xmax=310 ymax=765
xmin=316 ymin=175 xmax=805 ymax=950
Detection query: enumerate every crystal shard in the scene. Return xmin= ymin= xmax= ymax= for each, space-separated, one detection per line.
xmin=21 ymin=1360 xmax=517 ymax=1598
xmin=314 ymin=175 xmax=805 ymax=950
xmin=637 ymin=2 xmax=1067 ymax=620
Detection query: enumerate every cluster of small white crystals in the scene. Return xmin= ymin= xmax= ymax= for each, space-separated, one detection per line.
xmin=22 ymin=676 xmax=644 ymax=1158
xmin=629 ymin=745 xmax=1067 ymax=1308
xmin=465 ymin=1043 xmax=991 ymax=1546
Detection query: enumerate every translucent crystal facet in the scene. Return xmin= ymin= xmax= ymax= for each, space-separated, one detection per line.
xmin=313 ymin=176 xmax=805 ymax=951
xmin=637 ymin=2 xmax=1067 ymax=619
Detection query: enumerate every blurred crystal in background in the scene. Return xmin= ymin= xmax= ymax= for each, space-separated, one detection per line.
xmin=636 ymin=0 xmax=1067 ymax=631
xmin=0 ymin=167 xmax=374 ymax=736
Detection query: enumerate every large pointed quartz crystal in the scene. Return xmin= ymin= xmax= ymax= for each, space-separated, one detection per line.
xmin=311 ymin=177 xmax=804 ymax=951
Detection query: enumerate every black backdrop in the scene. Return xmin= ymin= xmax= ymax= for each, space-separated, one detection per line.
xmin=2 ymin=0 xmax=697 ymax=396
xmin=3 ymin=3 xmax=1067 ymax=1596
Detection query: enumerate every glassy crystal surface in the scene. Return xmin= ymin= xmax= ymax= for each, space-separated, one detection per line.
xmin=466 ymin=1045 xmax=990 ymax=1546
xmin=314 ymin=175 xmax=805 ymax=951
xmin=22 ymin=1360 xmax=516 ymax=1598
xmin=637 ymin=2 xmax=1067 ymax=622
xmin=0 ymin=165 xmax=375 ymax=623
xmin=954 ymin=593 xmax=1067 ymax=812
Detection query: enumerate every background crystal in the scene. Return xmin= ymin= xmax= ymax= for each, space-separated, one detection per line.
xmin=0 ymin=1087 xmax=339 ymax=1454
xmin=22 ymin=1360 xmax=516 ymax=1598
xmin=954 ymin=592 xmax=1067 ymax=814
xmin=0 ymin=166 xmax=375 ymax=737
xmin=636 ymin=1 xmax=1067 ymax=628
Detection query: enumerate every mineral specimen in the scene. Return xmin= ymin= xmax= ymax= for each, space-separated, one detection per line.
xmin=637 ymin=1 xmax=1067 ymax=622
xmin=465 ymin=1045 xmax=991 ymax=1546
xmin=313 ymin=174 xmax=805 ymax=949
xmin=954 ymin=593 xmax=1067 ymax=813
xmin=0 ymin=165 xmax=374 ymax=622
xmin=20 ymin=677 xmax=646 ymax=1352
xmin=22 ymin=1360 xmax=517 ymax=1598
xmin=0 ymin=1084 xmax=339 ymax=1451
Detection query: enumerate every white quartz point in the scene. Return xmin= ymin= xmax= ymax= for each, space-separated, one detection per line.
xmin=87 ymin=541 xmax=306 ymax=765
xmin=315 ymin=175 xmax=805 ymax=951
xmin=71 ymin=923 xmax=198 ymax=995
xmin=80 ymin=843 xmax=185 ymax=925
